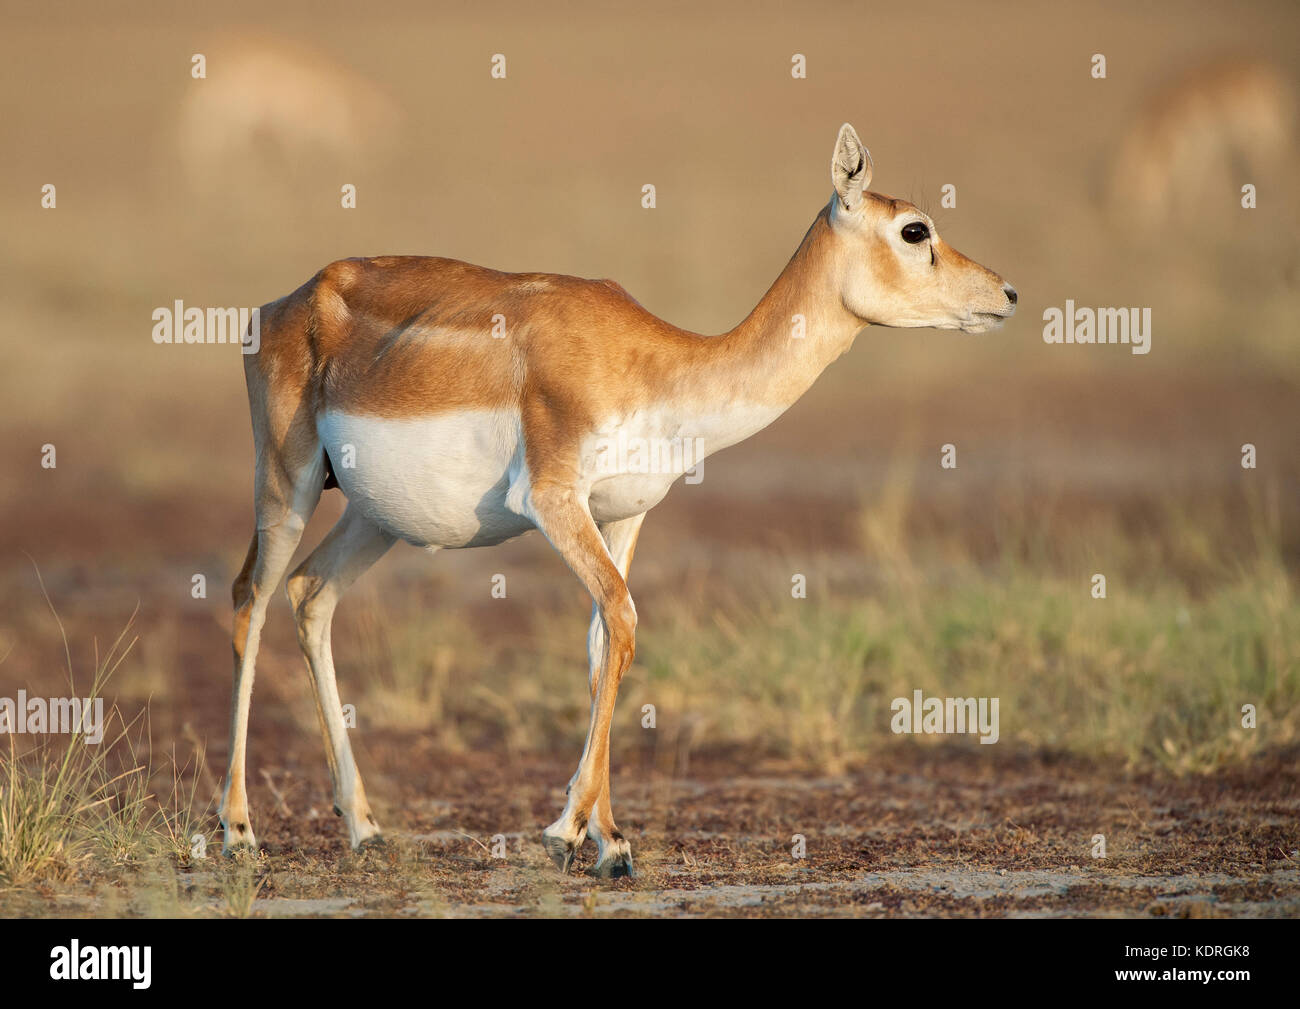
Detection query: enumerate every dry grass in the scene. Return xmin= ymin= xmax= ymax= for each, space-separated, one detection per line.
xmin=0 ymin=571 xmax=210 ymax=887
xmin=320 ymin=481 xmax=1299 ymax=775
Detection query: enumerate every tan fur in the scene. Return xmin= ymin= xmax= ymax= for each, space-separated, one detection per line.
xmin=219 ymin=125 xmax=1015 ymax=875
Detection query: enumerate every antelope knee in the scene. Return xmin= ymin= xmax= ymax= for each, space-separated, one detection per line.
xmin=604 ymin=597 xmax=637 ymax=665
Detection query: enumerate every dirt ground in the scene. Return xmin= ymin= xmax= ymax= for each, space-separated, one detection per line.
xmin=4 ymin=744 xmax=1291 ymax=918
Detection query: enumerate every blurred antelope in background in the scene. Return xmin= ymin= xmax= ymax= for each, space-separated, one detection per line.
xmin=1108 ymin=59 xmax=1295 ymax=226
xmin=175 ymin=36 xmax=399 ymax=198
xmin=219 ymin=124 xmax=1017 ymax=877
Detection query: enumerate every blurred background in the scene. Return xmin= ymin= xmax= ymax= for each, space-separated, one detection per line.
xmin=1 ymin=0 xmax=1297 ymax=794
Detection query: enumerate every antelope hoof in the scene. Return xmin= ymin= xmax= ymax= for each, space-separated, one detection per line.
xmin=542 ymin=833 xmax=575 ymax=874
xmin=543 ymin=824 xmax=587 ymax=874
xmin=591 ymin=839 xmax=635 ymax=879
xmin=356 ymin=833 xmax=387 ymax=853
xmin=221 ymin=819 xmax=257 ymax=856
xmin=346 ymin=811 xmax=384 ymax=850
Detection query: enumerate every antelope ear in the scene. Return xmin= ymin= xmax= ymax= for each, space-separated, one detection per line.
xmin=831 ymin=123 xmax=873 ymax=212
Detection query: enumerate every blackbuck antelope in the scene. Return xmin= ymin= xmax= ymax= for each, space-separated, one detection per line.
xmin=1108 ymin=60 xmax=1294 ymax=227
xmin=176 ymin=37 xmax=399 ymax=200
xmin=220 ymin=123 xmax=1017 ymax=877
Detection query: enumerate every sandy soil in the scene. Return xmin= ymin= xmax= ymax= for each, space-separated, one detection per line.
xmin=16 ymin=747 xmax=1290 ymax=918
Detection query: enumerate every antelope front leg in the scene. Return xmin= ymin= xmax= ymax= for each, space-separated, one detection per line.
xmin=546 ymin=614 xmax=636 ymax=877
xmin=527 ymin=485 xmax=638 ymax=878
xmin=573 ymin=614 xmax=635 ymax=877
xmin=576 ymin=515 xmax=644 ymax=876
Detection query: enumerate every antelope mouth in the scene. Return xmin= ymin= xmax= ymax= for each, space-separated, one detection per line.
xmin=961 ymin=311 xmax=1012 ymax=334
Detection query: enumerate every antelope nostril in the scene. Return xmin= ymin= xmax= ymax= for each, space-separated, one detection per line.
xmin=1004 ymin=284 xmax=1018 ymax=305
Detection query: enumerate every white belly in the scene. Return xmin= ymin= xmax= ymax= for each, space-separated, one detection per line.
xmin=318 ymin=409 xmax=533 ymax=548
xmin=318 ymin=400 xmax=784 ymax=545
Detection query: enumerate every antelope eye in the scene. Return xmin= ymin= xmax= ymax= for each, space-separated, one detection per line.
xmin=901 ymin=222 xmax=930 ymax=244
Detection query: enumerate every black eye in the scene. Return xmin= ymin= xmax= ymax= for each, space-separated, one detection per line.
xmin=901 ymin=222 xmax=930 ymax=244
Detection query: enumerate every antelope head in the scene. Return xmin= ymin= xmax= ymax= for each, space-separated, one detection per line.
xmin=828 ymin=123 xmax=1017 ymax=334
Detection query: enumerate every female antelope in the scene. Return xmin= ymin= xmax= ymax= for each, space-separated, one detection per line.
xmin=220 ymin=124 xmax=1016 ymax=877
